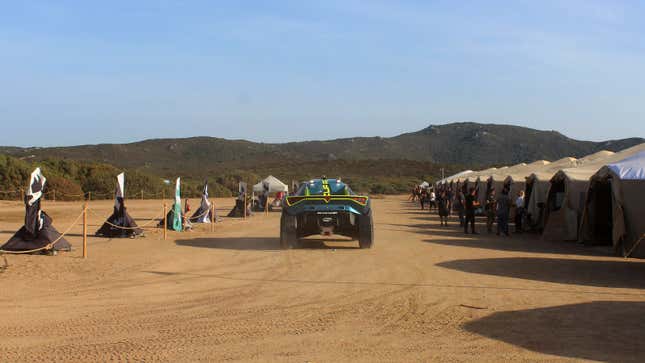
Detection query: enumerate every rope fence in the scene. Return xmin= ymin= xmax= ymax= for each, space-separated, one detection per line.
xmin=0 ymin=194 xmax=242 ymax=275
xmin=86 ymin=207 xmax=165 ymax=230
xmin=0 ymin=189 xmax=172 ymax=201
xmin=0 ymin=209 xmax=85 ymax=255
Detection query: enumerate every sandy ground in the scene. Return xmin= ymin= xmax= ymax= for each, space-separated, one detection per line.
xmin=1 ymin=195 xmax=645 ymax=362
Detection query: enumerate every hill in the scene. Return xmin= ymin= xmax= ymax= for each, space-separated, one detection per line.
xmin=2 ymin=123 xmax=641 ymax=175
xmin=0 ymin=122 xmax=641 ymax=198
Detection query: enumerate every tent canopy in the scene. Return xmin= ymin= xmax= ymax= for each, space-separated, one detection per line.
xmin=253 ymin=175 xmax=288 ymax=193
xmin=580 ymin=150 xmax=645 ymax=257
xmin=437 ymin=170 xmax=473 ymax=185
xmin=606 ymin=151 xmax=645 ymax=180
xmin=543 ymin=143 xmax=645 ymax=242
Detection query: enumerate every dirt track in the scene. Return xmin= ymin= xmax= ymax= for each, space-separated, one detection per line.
xmin=1 ymin=196 xmax=645 ymax=362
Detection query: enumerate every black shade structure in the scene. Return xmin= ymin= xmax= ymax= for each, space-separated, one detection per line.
xmin=190 ymin=180 xmax=213 ymax=223
xmin=1 ymin=168 xmax=72 ymax=253
xmin=96 ymin=173 xmax=143 ymax=238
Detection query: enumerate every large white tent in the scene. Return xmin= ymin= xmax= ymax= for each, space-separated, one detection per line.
xmin=253 ymin=175 xmax=289 ymax=193
xmin=437 ymin=170 xmax=474 ymax=185
xmin=542 ymin=143 xmax=645 ymax=242
xmin=580 ymin=150 xmax=645 ymax=257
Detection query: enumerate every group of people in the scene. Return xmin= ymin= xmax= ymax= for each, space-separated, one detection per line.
xmin=416 ymin=183 xmax=526 ymax=236
xmin=409 ymin=186 xmax=437 ymax=210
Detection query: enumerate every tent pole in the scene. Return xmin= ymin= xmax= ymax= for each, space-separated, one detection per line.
xmin=163 ymin=203 xmax=167 ymax=240
xmin=82 ymin=203 xmax=87 ymax=259
xmin=210 ymin=201 xmax=215 ymax=232
xmin=243 ymin=192 xmax=247 ymax=219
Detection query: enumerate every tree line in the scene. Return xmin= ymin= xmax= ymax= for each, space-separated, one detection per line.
xmin=1 ymin=154 xmax=459 ymax=200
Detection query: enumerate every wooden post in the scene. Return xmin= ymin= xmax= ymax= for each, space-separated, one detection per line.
xmin=162 ymin=189 xmax=165 ymax=202
xmin=210 ymin=201 xmax=215 ymax=232
xmin=265 ymin=195 xmax=269 ymax=216
xmin=82 ymin=203 xmax=87 ymax=259
xmin=18 ymin=188 xmax=23 ymax=201
xmin=163 ymin=203 xmax=167 ymax=240
xmin=88 ymin=191 xmax=92 ymax=201
xmin=52 ymin=189 xmax=56 ymax=202
xmin=141 ymin=189 xmax=144 ymax=200
xmin=243 ymin=192 xmax=247 ymax=219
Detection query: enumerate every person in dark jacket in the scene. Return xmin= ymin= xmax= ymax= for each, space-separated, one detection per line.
xmin=420 ymin=189 xmax=428 ymax=210
xmin=464 ymin=187 xmax=478 ymax=234
xmin=453 ymin=190 xmax=465 ymax=227
xmin=485 ymin=188 xmax=497 ymax=233
xmin=437 ymin=191 xmax=450 ymax=226
xmin=496 ymin=187 xmax=511 ymax=236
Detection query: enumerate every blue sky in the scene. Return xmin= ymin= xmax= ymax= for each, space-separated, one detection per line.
xmin=1 ymin=0 xmax=644 ymax=146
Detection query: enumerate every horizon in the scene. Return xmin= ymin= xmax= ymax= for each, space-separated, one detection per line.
xmin=1 ymin=1 xmax=644 ymax=147
xmin=3 ymin=121 xmax=643 ymax=149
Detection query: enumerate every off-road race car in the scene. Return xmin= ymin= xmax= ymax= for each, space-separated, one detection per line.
xmin=280 ymin=178 xmax=374 ymax=249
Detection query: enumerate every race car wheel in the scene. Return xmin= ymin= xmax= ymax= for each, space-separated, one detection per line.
xmin=358 ymin=210 xmax=374 ymax=249
xmin=280 ymin=213 xmax=298 ymax=249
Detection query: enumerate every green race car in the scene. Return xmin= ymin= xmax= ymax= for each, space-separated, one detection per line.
xmin=280 ymin=177 xmax=374 ymax=249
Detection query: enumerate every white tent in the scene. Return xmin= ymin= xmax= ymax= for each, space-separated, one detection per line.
xmin=524 ymin=157 xmax=579 ymax=228
xmin=542 ymin=143 xmax=645 ymax=242
xmin=580 ymin=150 xmax=645 ymax=257
xmin=253 ymin=175 xmax=289 ymax=193
xmin=437 ymin=170 xmax=474 ymax=185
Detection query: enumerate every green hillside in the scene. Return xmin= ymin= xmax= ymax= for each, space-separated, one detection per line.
xmin=1 ymin=122 xmax=641 ymax=199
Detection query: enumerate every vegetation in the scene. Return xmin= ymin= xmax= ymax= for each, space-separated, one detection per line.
xmin=0 ymin=153 xmax=458 ymax=200
xmin=3 ymin=123 xmax=640 ymax=199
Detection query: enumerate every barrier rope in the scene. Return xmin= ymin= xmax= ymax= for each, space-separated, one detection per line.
xmin=0 ymin=209 xmax=84 ymax=255
xmin=624 ymin=234 xmax=645 ymax=258
xmin=86 ymin=208 xmax=164 ymax=230
xmin=186 ymin=207 xmax=212 ymax=221
xmin=0 ymin=190 xmax=20 ymax=194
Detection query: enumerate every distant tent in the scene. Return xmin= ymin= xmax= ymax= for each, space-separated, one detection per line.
xmin=524 ymin=157 xmax=580 ymax=229
xmin=96 ymin=173 xmax=143 ymax=238
xmin=543 ymin=144 xmax=645 ymax=242
xmin=503 ymin=160 xmax=550 ymax=200
xmin=159 ymin=177 xmax=184 ymax=231
xmin=1 ymin=168 xmax=71 ymax=253
xmin=437 ymin=170 xmax=473 ymax=186
xmin=190 ymin=180 xmax=213 ymax=223
xmin=472 ymin=167 xmax=498 ymax=205
xmin=252 ymin=175 xmax=288 ymax=193
xmin=580 ymin=151 xmax=645 ymax=257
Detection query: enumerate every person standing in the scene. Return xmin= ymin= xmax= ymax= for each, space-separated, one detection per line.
xmin=515 ymin=190 xmax=526 ymax=233
xmin=409 ymin=186 xmax=417 ymax=201
xmin=437 ymin=191 xmax=449 ymax=226
xmin=429 ymin=189 xmax=436 ymax=210
xmin=183 ymin=198 xmax=193 ymax=231
xmin=418 ymin=189 xmax=425 ymax=210
xmin=453 ymin=190 xmax=465 ymax=227
xmin=464 ymin=187 xmax=478 ymax=234
xmin=496 ymin=188 xmax=511 ymax=236
xmin=485 ymin=188 xmax=497 ymax=233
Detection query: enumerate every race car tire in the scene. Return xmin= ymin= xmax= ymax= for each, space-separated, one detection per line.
xmin=358 ymin=210 xmax=374 ymax=249
xmin=280 ymin=213 xmax=298 ymax=249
